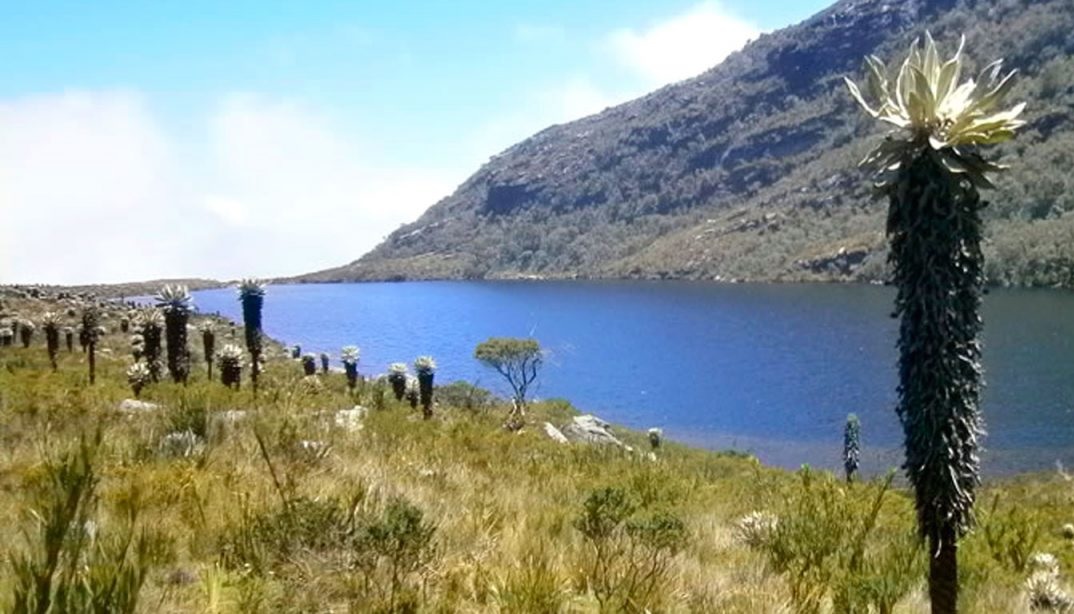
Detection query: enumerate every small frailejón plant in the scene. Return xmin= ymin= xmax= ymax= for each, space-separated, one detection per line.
xmin=319 ymin=352 xmax=330 ymax=374
xmin=42 ymin=311 xmax=61 ymax=371
xmin=341 ymin=345 xmax=360 ymax=390
xmin=291 ymin=344 xmax=301 ymax=359
xmin=137 ymin=309 xmax=165 ymax=383
xmin=81 ymin=307 xmax=100 ymax=384
xmin=18 ymin=318 xmax=35 ymax=348
xmin=301 ymin=354 xmax=318 ymax=376
xmin=414 ymin=356 xmax=436 ymax=419
xmin=0 ymin=326 xmax=12 ymax=347
xmin=388 ymin=363 xmax=409 ymax=401
xmin=218 ymin=343 xmax=244 ymax=390
xmin=201 ymin=321 xmax=216 ymax=380
xmin=844 ymin=414 xmax=861 ymax=483
xmin=846 ymin=34 xmax=1026 ymax=613
xmin=130 ymin=333 xmax=144 ymax=360
xmin=237 ymin=279 xmax=265 ymax=391
xmin=405 ymin=376 xmax=420 ymax=409
xmin=127 ymin=362 xmax=151 ymax=398
xmin=155 ymin=284 xmax=193 ymax=384
xmin=648 ymin=427 xmax=663 ymax=451
xmin=61 ymin=326 xmax=73 ymax=352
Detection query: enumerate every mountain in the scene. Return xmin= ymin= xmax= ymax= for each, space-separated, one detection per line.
xmin=297 ymin=0 xmax=1074 ymax=288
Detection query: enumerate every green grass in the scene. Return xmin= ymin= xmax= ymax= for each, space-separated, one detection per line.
xmin=2 ymin=296 xmax=1074 ymax=612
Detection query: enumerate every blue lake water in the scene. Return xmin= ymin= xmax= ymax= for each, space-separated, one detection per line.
xmin=191 ymin=281 xmax=1074 ymax=476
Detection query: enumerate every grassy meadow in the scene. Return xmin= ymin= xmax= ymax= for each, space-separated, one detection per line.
xmin=2 ymin=290 xmax=1074 ymax=612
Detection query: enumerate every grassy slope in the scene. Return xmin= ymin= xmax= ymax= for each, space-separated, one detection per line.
xmin=1 ymin=294 xmax=1073 ymax=612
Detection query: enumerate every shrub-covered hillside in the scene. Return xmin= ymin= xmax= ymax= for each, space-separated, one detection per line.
xmin=4 ymin=287 xmax=1074 ymax=611
xmin=297 ymin=0 xmax=1074 ymax=288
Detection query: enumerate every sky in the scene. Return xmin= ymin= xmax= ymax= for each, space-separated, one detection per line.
xmin=0 ymin=0 xmax=831 ymax=284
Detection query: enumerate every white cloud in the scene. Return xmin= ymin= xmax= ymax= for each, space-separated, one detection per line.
xmin=0 ymin=91 xmax=464 ymax=284
xmin=204 ymin=94 xmax=463 ymax=278
xmin=607 ymin=1 xmax=760 ymax=86
xmin=0 ymin=91 xmax=192 ymax=284
xmin=470 ymin=2 xmax=761 ymax=162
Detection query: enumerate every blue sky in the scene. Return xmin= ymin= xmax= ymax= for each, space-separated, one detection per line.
xmin=0 ymin=1 xmax=831 ymax=283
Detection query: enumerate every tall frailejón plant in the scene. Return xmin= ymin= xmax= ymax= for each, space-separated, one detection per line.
xmin=341 ymin=346 xmax=360 ymax=390
xmin=200 ymin=322 xmax=216 ymax=380
xmin=42 ymin=312 xmax=61 ymax=371
xmin=414 ymin=356 xmax=436 ymax=419
xmin=155 ymin=284 xmax=193 ymax=384
xmin=137 ymin=309 xmax=165 ymax=383
xmin=82 ymin=307 xmax=100 ymax=384
xmin=844 ymin=413 xmax=861 ymax=483
xmin=237 ymin=279 xmax=265 ymax=392
xmin=62 ymin=326 xmax=73 ymax=352
xmin=845 ymin=34 xmax=1025 ymax=613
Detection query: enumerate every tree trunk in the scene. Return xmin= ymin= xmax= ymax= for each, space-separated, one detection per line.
xmin=88 ymin=342 xmax=96 ymax=385
xmin=929 ymin=525 xmax=958 ymax=613
xmin=890 ymin=154 xmax=983 ymax=614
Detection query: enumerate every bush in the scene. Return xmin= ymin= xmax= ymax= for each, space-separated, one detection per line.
xmin=435 ymin=381 xmax=494 ymax=412
xmin=219 ymin=495 xmax=357 ymax=574
xmin=756 ymin=468 xmax=922 ymax=614
xmin=8 ymin=431 xmax=168 ymax=613
xmin=351 ymin=498 xmax=438 ymax=612
xmin=573 ymin=487 xmax=687 ymax=612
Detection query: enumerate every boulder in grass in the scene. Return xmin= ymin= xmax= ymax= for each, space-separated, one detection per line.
xmin=334 ymin=406 xmax=368 ymax=432
xmin=543 ymin=422 xmax=569 ymax=444
xmin=118 ymin=399 xmax=160 ymax=414
xmin=561 ymin=414 xmax=625 ymax=447
xmin=158 ymin=430 xmax=205 ymax=458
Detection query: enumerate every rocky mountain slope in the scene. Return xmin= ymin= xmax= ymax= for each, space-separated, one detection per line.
xmin=298 ymin=0 xmax=1074 ymax=287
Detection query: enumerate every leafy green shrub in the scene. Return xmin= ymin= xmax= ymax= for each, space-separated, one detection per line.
xmin=351 ymin=498 xmax=438 ymax=612
xmin=434 ymin=381 xmax=493 ymax=412
xmin=755 ymin=468 xmax=922 ymax=614
xmin=573 ymin=487 xmax=687 ymax=612
xmin=219 ymin=495 xmax=356 ymax=574
xmin=979 ymin=494 xmax=1045 ymax=574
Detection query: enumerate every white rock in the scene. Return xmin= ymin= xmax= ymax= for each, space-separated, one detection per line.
xmin=118 ymin=399 xmax=160 ymax=413
xmin=158 ymin=430 xmax=205 ymax=458
xmin=334 ymin=406 xmax=368 ymax=432
xmin=561 ymin=414 xmax=625 ymax=447
xmin=543 ymin=422 xmax=569 ymax=444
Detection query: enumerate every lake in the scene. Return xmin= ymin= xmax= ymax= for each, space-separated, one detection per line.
xmin=191 ymin=281 xmax=1074 ymax=476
